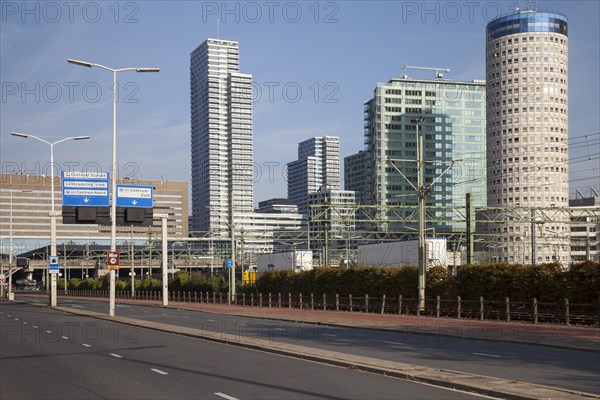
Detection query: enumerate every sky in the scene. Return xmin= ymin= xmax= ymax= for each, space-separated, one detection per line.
xmin=1 ymin=0 xmax=599 ymax=207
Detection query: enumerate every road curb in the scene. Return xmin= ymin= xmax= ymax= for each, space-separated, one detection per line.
xmin=30 ymin=301 xmax=600 ymax=400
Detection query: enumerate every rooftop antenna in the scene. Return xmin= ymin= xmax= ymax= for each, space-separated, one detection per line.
xmin=402 ymin=64 xmax=451 ymax=79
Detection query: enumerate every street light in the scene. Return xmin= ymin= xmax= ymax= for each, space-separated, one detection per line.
xmin=10 ymin=132 xmax=90 ymax=306
xmin=68 ymin=58 xmax=159 ymax=317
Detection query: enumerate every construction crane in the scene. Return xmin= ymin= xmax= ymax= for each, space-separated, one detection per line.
xmin=402 ymin=64 xmax=451 ymax=79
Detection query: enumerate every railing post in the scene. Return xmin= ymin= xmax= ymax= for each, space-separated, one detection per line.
xmin=457 ymin=296 xmax=461 ymax=319
xmin=299 ymin=293 xmax=303 ymax=310
xmin=323 ymin=293 xmax=327 ymax=311
xmin=436 ymin=295 xmax=440 ymax=318
xmin=310 ymin=293 xmax=314 ymax=310
xmin=213 ymin=291 xmax=216 ymax=304
xmin=194 ymin=291 xmax=197 ymax=303
xmin=505 ymin=297 xmax=510 ymax=322
xmin=268 ymin=292 xmax=272 ymax=308
xmin=381 ymin=294 xmax=386 ymax=314
xmin=365 ymin=294 xmax=369 ymax=313
xmin=250 ymin=293 xmax=254 ymax=307
xmin=336 ymin=293 xmax=339 ymax=311
xmin=259 ymin=293 xmax=263 ymax=307
xmin=564 ymin=298 xmax=570 ymax=326
xmin=398 ymin=295 xmax=403 ymax=315
xmin=479 ymin=296 xmax=484 ymax=321
xmin=349 ymin=294 xmax=353 ymax=312
xmin=532 ymin=298 xmax=538 ymax=324
xmin=278 ymin=292 xmax=281 ymax=308
xmin=288 ymin=292 xmax=292 ymax=309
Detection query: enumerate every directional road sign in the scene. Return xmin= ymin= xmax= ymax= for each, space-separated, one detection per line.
xmin=62 ymin=172 xmax=109 ymax=206
xmin=116 ymin=185 xmax=153 ymax=208
xmin=49 ymin=256 xmax=59 ymax=273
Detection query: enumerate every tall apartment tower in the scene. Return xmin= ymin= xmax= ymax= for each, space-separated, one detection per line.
xmin=345 ymin=76 xmax=487 ymax=233
xmin=287 ymin=136 xmax=340 ymax=215
xmin=190 ymin=39 xmax=253 ymax=234
xmin=484 ymin=10 xmax=570 ymax=264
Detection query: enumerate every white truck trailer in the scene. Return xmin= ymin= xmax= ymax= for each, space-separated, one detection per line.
xmin=256 ymin=251 xmax=313 ymax=273
xmin=356 ymin=238 xmax=447 ymax=268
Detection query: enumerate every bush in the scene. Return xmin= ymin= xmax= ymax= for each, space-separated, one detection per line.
xmin=252 ymin=261 xmax=600 ymax=303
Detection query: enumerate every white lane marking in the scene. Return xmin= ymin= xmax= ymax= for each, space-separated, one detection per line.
xmin=61 ymin=336 xmax=69 ymax=340
xmin=33 ymin=325 xmax=38 ymax=329
xmin=7 ymin=315 xmax=11 ymax=317
xmin=22 ymin=321 xmax=27 ymax=325
xmin=82 ymin=344 xmax=91 ymax=348
xmin=45 ymin=330 xmax=52 ymax=334
xmin=321 ymin=333 xmax=337 ymax=337
xmin=182 ymin=316 xmax=190 ymax=319
xmin=473 ymin=352 xmax=502 ymax=358
xmin=151 ymin=368 xmax=168 ymax=375
xmin=238 ymin=323 xmax=246 ymax=326
xmin=110 ymin=353 xmax=123 ymax=358
xmin=384 ymin=341 xmax=405 ymax=346
xmin=273 ymin=328 xmax=286 ymax=331
xmin=71 ymin=305 xmax=85 ymax=308
xmin=161 ymin=313 xmax=169 ymax=316
xmin=215 ymin=392 xmax=239 ymax=400
xmin=14 ymin=318 xmax=19 ymax=321
xmin=206 ymin=319 xmax=215 ymax=322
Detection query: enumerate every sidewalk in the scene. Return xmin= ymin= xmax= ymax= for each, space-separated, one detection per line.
xmin=19 ymin=294 xmax=600 ymax=352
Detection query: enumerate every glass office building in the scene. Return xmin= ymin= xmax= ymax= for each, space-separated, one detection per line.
xmin=345 ymin=77 xmax=487 ymax=233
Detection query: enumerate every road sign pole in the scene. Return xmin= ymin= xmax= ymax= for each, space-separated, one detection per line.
xmin=160 ymin=214 xmax=169 ymax=306
xmin=50 ymin=210 xmax=58 ymax=307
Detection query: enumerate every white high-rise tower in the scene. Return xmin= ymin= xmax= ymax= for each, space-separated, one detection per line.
xmin=190 ymin=39 xmax=253 ymax=234
xmin=485 ymin=10 xmax=570 ymax=264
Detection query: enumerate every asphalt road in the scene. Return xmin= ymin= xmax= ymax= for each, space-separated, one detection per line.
xmin=27 ymin=297 xmax=599 ymax=395
xmin=1 ymin=302 xmax=489 ymax=400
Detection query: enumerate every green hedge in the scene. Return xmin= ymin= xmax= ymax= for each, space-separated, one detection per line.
xmin=253 ymin=261 xmax=600 ymax=303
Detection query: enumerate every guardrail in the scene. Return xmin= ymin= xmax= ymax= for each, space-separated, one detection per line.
xmin=14 ymin=289 xmax=600 ymax=327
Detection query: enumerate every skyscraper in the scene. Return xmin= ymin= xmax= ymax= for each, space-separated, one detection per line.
xmin=190 ymin=39 xmax=253 ymax=234
xmin=484 ymin=10 xmax=570 ymax=264
xmin=345 ymin=76 xmax=487 ymax=233
xmin=287 ymin=136 xmax=340 ymax=215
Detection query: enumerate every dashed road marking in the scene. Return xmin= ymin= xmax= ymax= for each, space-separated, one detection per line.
xmin=110 ymin=353 xmax=123 ymax=358
xmin=473 ymin=352 xmax=502 ymax=358
xmin=151 ymin=368 xmax=168 ymax=375
xmin=82 ymin=344 xmax=91 ymax=347
xmin=321 ymin=333 xmax=337 ymax=337
xmin=45 ymin=330 xmax=52 ymax=334
xmin=215 ymin=392 xmax=239 ymax=400
xmin=383 ymin=341 xmax=405 ymax=346
xmin=182 ymin=316 xmax=190 ymax=319
xmin=61 ymin=336 xmax=69 ymax=340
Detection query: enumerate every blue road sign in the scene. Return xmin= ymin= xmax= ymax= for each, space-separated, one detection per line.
xmin=62 ymin=172 xmax=109 ymax=207
xmin=116 ymin=185 xmax=153 ymax=208
xmin=226 ymin=259 xmax=233 ymax=269
xmin=49 ymin=256 xmax=59 ymax=273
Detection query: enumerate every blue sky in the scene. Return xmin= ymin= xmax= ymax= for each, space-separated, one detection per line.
xmin=1 ymin=0 xmax=599 ymax=205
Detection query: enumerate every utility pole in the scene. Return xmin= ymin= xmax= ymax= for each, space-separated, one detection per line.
xmin=229 ymin=191 xmax=236 ymax=304
xmin=417 ymin=124 xmax=426 ymax=312
xmin=466 ymin=193 xmax=474 ymax=264
xmin=324 ymin=196 xmax=330 ymax=268
xmin=530 ymin=209 xmax=536 ymax=266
